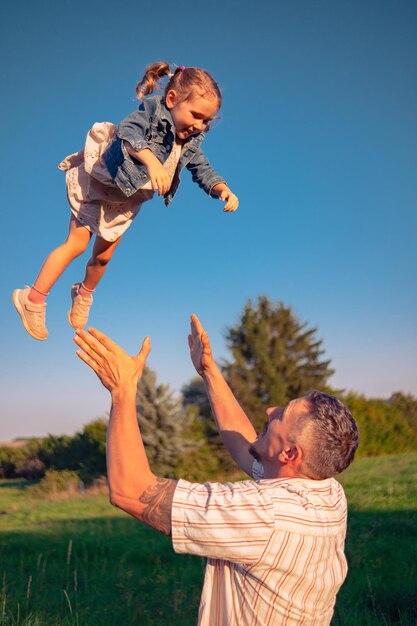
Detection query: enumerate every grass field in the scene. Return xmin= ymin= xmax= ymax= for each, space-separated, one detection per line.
xmin=0 ymin=452 xmax=416 ymax=625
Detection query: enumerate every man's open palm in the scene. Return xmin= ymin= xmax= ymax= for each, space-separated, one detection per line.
xmin=188 ymin=314 xmax=214 ymax=376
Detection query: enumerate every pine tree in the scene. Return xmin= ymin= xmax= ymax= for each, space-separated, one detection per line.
xmin=182 ymin=377 xmax=228 ymax=448
xmin=181 ymin=377 xmax=220 ymax=442
xmin=223 ymin=296 xmax=334 ymax=430
xmin=136 ymin=366 xmax=197 ymax=475
xmin=181 ymin=377 xmax=238 ymax=479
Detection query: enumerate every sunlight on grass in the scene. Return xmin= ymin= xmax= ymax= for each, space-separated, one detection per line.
xmin=1 ymin=453 xmax=416 ymax=625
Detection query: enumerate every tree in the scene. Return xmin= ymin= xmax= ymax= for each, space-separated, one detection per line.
xmin=136 ymin=366 xmax=197 ymax=475
xmin=181 ymin=377 xmax=238 ymax=478
xmin=182 ymin=377 xmax=212 ymax=420
xmin=182 ymin=377 xmax=220 ymax=442
xmin=38 ymin=434 xmax=73 ymax=471
xmin=343 ymin=392 xmax=417 ymax=456
xmin=71 ymin=418 xmax=108 ymax=482
xmin=389 ymin=392 xmax=417 ymax=433
xmin=223 ymin=296 xmax=334 ymax=430
xmin=37 ymin=419 xmax=107 ymax=482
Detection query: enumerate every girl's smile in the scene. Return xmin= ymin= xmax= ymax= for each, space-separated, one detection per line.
xmin=165 ymin=89 xmax=219 ymax=140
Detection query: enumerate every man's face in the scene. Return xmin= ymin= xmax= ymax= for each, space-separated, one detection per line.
xmin=249 ymin=398 xmax=309 ymax=465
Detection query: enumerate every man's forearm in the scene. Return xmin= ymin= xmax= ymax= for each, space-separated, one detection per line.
xmin=74 ymin=328 xmax=176 ymax=534
xmin=107 ymin=386 xmax=177 ymax=535
xmin=188 ymin=314 xmax=258 ymax=474
xmin=203 ymin=362 xmax=257 ymax=468
xmin=107 ymin=386 xmax=153 ymax=500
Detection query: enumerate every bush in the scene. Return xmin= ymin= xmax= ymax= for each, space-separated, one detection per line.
xmin=342 ymin=392 xmax=417 ymax=456
xmin=14 ymin=457 xmax=45 ymax=480
xmin=30 ymin=469 xmax=81 ymax=498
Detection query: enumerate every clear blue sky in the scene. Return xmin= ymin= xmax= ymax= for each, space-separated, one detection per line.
xmin=1 ymin=0 xmax=416 ymax=440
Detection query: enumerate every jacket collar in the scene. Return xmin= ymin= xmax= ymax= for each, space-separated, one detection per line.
xmin=160 ymin=98 xmax=174 ymax=127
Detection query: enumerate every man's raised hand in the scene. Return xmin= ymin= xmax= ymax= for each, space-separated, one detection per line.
xmin=188 ymin=314 xmax=214 ymax=377
xmin=74 ymin=328 xmax=151 ymax=394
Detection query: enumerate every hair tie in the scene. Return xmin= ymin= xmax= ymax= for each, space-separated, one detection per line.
xmin=180 ymin=66 xmax=186 ymax=71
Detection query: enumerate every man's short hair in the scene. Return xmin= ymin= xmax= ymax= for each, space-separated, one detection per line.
xmin=289 ymin=390 xmax=359 ymax=479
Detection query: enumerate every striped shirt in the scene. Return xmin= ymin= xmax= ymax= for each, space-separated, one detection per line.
xmin=171 ymin=463 xmax=348 ymax=626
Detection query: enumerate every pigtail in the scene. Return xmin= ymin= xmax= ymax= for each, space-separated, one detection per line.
xmin=135 ymin=61 xmax=171 ymax=100
xmin=165 ymin=66 xmax=222 ymax=107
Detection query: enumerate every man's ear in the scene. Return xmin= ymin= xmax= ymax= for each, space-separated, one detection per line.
xmin=279 ymin=445 xmax=302 ymax=466
xmin=165 ymin=89 xmax=177 ymax=109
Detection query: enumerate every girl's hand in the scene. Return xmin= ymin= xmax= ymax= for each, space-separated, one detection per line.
xmin=124 ymin=144 xmax=171 ymax=196
xmin=221 ymin=190 xmax=239 ymax=212
xmin=146 ymin=160 xmax=172 ymax=196
xmin=212 ymin=183 xmax=239 ymax=212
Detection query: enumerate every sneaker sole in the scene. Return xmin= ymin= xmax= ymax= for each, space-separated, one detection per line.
xmin=67 ymin=308 xmax=84 ymax=331
xmin=12 ymin=290 xmax=48 ymax=341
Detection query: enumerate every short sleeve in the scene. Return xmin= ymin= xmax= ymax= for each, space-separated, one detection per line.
xmin=172 ymin=479 xmax=274 ymax=565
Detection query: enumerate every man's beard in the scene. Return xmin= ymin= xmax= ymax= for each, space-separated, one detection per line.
xmin=248 ymin=420 xmax=269 ymax=462
xmin=248 ymin=442 xmax=261 ymax=462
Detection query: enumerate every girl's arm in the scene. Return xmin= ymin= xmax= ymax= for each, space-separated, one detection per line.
xmin=186 ymin=148 xmax=239 ymax=212
xmin=117 ymin=97 xmax=171 ymax=196
xmin=124 ymin=143 xmax=171 ymax=195
xmin=211 ymin=183 xmax=239 ymax=212
xmin=117 ymin=98 xmax=155 ymax=154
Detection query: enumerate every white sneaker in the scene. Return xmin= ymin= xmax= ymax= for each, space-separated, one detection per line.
xmin=12 ymin=286 xmax=48 ymax=340
xmin=68 ymin=283 xmax=93 ymax=330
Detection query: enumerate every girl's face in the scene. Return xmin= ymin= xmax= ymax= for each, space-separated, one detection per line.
xmin=165 ymin=89 xmax=219 ymax=140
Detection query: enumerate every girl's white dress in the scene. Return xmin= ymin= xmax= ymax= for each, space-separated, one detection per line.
xmin=59 ymin=122 xmax=182 ymax=242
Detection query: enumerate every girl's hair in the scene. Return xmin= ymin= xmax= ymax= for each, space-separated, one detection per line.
xmin=135 ymin=61 xmax=222 ymax=106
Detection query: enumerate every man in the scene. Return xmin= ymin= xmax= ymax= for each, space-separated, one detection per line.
xmin=74 ymin=314 xmax=359 ymax=626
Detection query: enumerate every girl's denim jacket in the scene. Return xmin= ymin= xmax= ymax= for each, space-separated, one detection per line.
xmin=103 ymin=96 xmax=225 ymax=206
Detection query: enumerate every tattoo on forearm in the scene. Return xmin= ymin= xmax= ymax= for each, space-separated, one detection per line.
xmin=139 ymin=478 xmax=177 ymax=536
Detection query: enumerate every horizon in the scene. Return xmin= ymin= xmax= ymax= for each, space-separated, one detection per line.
xmin=1 ymin=0 xmax=416 ymax=440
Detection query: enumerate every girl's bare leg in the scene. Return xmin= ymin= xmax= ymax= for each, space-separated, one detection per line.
xmin=68 ymin=235 xmax=122 ymax=330
xmin=32 ymin=216 xmax=92 ymax=297
xmin=81 ymin=234 xmax=123 ymax=291
xmin=13 ymin=216 xmax=91 ymax=340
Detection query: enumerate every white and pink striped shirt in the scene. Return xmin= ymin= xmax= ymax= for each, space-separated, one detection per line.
xmin=172 ymin=463 xmax=348 ymax=626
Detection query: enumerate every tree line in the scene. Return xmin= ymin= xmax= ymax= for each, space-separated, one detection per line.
xmin=2 ymin=296 xmax=416 ymax=484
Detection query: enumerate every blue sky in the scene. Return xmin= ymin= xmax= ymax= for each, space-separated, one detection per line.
xmin=1 ymin=0 xmax=416 ymax=440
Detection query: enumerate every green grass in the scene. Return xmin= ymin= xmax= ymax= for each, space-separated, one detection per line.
xmin=333 ymin=453 xmax=417 ymax=625
xmin=0 ymin=453 xmax=416 ymax=625
xmin=0 ymin=489 xmax=202 ymax=625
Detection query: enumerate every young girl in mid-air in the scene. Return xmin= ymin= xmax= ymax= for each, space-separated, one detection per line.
xmin=13 ymin=62 xmax=238 ymax=340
